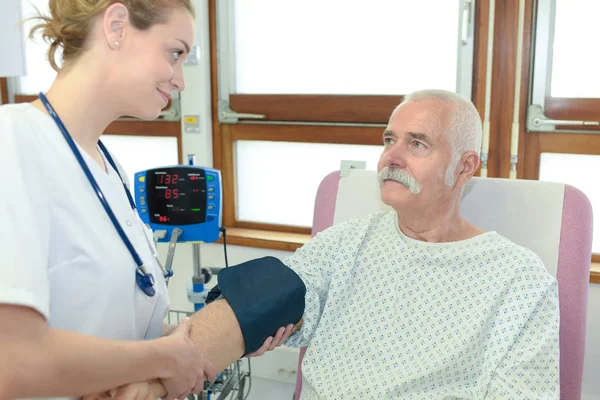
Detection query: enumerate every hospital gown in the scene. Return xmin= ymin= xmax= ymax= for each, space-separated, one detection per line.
xmin=285 ymin=211 xmax=559 ymax=399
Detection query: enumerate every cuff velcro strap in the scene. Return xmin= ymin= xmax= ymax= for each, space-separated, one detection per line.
xmin=213 ymin=256 xmax=306 ymax=356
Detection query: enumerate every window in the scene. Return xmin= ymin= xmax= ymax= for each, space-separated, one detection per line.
xmin=539 ymin=153 xmax=600 ymax=254
xmin=236 ymin=141 xmax=383 ymax=227
xmin=528 ymin=0 xmax=600 ymax=130
xmin=525 ymin=0 xmax=600 ymax=262
xmin=17 ymin=0 xmax=57 ymax=95
xmin=548 ymin=0 xmax=600 ymax=98
xmin=232 ymin=0 xmax=463 ymax=96
xmin=100 ymin=135 xmax=180 ymax=185
xmin=213 ymin=0 xmax=480 ymax=246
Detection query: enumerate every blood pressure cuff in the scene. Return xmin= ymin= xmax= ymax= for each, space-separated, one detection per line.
xmin=205 ymin=256 xmax=306 ymax=356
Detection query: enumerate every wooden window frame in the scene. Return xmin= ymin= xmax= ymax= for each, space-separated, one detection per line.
xmin=210 ymin=0 xmax=599 ymax=284
xmin=531 ymin=0 xmax=600 ymax=134
xmin=515 ymin=1 xmax=599 ymax=282
xmin=209 ymin=0 xmax=492 ymax=251
xmin=229 ymin=94 xmax=403 ymax=124
xmin=545 ymin=98 xmax=600 ymax=128
xmin=0 ymin=78 xmax=8 ymax=105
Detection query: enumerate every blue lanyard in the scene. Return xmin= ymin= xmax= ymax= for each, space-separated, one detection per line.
xmin=38 ymin=92 xmax=170 ymax=297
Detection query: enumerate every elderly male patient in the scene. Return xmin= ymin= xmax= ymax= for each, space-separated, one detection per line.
xmin=95 ymin=89 xmax=559 ymax=399
xmin=284 ymin=89 xmax=559 ymax=399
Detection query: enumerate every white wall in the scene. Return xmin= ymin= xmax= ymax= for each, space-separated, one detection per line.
xmin=0 ymin=0 xmax=26 ymax=78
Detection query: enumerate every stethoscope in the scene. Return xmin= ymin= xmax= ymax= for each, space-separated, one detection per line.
xmin=39 ymin=92 xmax=173 ymax=297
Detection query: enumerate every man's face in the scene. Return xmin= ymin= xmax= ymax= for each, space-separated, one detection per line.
xmin=377 ymin=99 xmax=455 ymax=212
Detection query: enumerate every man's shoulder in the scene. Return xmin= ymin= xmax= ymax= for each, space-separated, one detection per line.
xmin=314 ymin=210 xmax=392 ymax=240
xmin=295 ymin=211 xmax=392 ymax=259
xmin=484 ymin=232 xmax=556 ymax=284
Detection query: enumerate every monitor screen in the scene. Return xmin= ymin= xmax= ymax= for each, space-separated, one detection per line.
xmin=146 ymin=167 xmax=207 ymax=225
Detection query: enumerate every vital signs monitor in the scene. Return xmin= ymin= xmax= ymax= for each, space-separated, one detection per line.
xmin=134 ymin=166 xmax=222 ymax=243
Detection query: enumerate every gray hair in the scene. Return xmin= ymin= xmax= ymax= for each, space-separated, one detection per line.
xmin=395 ymin=89 xmax=483 ymax=186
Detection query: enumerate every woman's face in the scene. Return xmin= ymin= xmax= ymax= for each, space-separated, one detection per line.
xmin=111 ymin=7 xmax=195 ymax=120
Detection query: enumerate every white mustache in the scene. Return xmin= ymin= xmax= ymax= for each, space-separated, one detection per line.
xmin=378 ymin=167 xmax=421 ymax=194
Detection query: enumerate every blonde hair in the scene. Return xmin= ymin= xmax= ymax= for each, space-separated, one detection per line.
xmin=29 ymin=0 xmax=195 ymax=72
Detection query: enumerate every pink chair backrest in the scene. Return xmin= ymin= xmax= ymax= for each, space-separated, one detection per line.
xmin=295 ymin=171 xmax=593 ymax=400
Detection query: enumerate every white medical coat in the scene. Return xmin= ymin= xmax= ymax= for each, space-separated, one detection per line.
xmin=0 ymin=102 xmax=169 ymax=343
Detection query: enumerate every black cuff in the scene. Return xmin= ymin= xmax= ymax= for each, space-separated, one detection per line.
xmin=214 ymin=256 xmax=306 ymax=356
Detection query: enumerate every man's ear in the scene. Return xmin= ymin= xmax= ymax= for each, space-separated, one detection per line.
xmin=455 ymin=151 xmax=480 ymax=187
xmin=102 ymin=3 xmax=129 ymax=49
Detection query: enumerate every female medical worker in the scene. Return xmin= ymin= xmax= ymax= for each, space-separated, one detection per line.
xmin=0 ymin=1 xmax=286 ymax=399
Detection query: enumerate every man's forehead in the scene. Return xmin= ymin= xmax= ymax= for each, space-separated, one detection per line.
xmin=387 ymin=113 xmax=440 ymax=138
xmin=388 ymin=101 xmax=447 ymax=137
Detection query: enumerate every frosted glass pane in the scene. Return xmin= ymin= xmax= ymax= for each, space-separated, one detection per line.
xmin=539 ymin=153 xmax=599 ymax=253
xmin=234 ymin=0 xmax=459 ymax=95
xmin=100 ymin=135 xmax=179 ymax=185
xmin=236 ymin=140 xmax=383 ymax=227
xmin=551 ymin=0 xmax=600 ymax=98
xmin=18 ymin=0 xmax=58 ymax=94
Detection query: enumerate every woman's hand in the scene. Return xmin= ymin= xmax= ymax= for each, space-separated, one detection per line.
xmin=156 ymin=318 xmax=216 ymax=400
xmin=82 ymin=380 xmax=157 ymax=400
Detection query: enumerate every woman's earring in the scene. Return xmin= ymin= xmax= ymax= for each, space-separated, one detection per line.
xmin=114 ymin=41 xmax=120 ymax=47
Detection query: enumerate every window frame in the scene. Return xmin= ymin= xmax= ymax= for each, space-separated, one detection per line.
xmin=216 ymin=0 xmax=476 ymax=125
xmin=210 ymin=0 xmax=485 ymax=250
xmin=517 ymin=0 xmax=599 ymax=280
xmin=527 ymin=0 xmax=600 ymax=132
xmin=0 ymin=78 xmax=8 ymax=104
xmin=210 ymin=0 xmax=600 ymax=284
xmin=523 ymin=0 xmax=600 ymax=266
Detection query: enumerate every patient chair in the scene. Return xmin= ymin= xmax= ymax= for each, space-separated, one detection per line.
xmin=294 ymin=169 xmax=593 ymax=400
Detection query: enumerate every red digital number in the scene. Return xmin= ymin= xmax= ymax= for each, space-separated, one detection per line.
xmin=165 ymin=189 xmax=172 ymax=199
xmin=172 ymin=174 xmax=179 ymax=183
xmin=173 ymin=189 xmax=179 ymax=199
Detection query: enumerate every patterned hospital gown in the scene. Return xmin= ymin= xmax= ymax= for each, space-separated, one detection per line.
xmin=285 ymin=211 xmax=559 ymax=400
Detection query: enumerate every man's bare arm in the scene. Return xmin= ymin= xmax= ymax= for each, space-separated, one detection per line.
xmin=85 ymin=299 xmax=302 ymax=399
xmin=86 ymin=256 xmax=306 ymax=400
